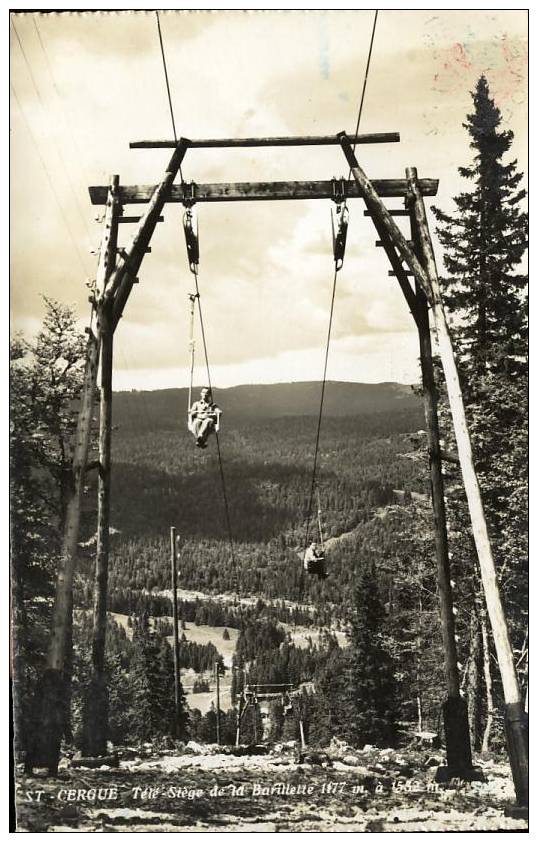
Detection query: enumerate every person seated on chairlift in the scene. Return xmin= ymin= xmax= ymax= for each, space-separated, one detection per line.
xmin=304 ymin=541 xmax=327 ymax=577
xmin=189 ymin=386 xmax=221 ymax=448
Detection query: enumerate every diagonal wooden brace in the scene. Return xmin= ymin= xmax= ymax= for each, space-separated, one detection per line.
xmin=107 ymin=138 xmax=189 ymax=329
xmin=338 ymin=131 xmax=434 ymax=307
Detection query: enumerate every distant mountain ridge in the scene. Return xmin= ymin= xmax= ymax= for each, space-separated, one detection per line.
xmin=113 ymin=381 xmax=420 ymax=429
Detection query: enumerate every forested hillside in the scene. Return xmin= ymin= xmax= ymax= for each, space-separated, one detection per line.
xmin=112 ymin=381 xmax=419 ymax=429
xmin=81 ymin=385 xmax=425 ymax=615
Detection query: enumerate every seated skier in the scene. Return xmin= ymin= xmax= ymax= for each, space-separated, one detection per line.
xmin=304 ymin=542 xmax=327 ymax=577
xmin=188 ymin=386 xmax=221 ymax=448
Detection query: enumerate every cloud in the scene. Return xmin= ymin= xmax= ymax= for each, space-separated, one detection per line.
xmin=11 ymin=10 xmax=527 ymax=389
xmin=113 ymin=330 xmax=421 ymax=390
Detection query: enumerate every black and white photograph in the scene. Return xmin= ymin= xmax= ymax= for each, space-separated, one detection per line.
xmin=9 ymin=7 xmax=529 ymax=832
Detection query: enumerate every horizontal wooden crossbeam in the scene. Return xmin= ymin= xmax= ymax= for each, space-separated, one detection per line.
xmin=129 ymin=132 xmax=400 ymax=149
xmin=89 ymin=178 xmax=438 ymax=206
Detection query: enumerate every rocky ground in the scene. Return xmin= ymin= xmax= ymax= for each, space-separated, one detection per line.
xmin=15 ymin=740 xmax=528 ymax=833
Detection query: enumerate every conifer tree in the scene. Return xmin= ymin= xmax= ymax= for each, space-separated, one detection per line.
xmin=433 ymin=75 xmax=527 ymax=371
xmin=345 ymin=563 xmax=397 ymax=747
xmin=308 ymin=646 xmax=348 ymax=746
xmin=128 ymin=616 xmax=156 ymax=741
xmin=128 ymin=614 xmax=189 ymax=742
xmin=104 ymin=653 xmax=131 ymax=745
xmin=11 ymin=300 xmax=86 ymax=766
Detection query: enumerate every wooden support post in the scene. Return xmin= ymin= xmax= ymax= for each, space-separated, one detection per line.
xmin=27 ymin=177 xmax=120 ymax=772
xmin=215 ymin=661 xmax=221 ymax=746
xmin=406 ymin=167 xmax=528 ymax=807
xmin=369 ymin=196 xmax=472 ymax=773
xmin=84 ymin=305 xmax=113 ymax=757
xmin=236 ymin=693 xmax=243 ymax=747
xmin=170 ymin=528 xmax=181 ymax=734
xmin=406 ymin=206 xmax=473 ymax=776
xmin=84 ymin=176 xmax=120 ymax=758
xmin=253 ymin=697 xmax=258 ymax=746
xmin=106 ymin=139 xmax=189 ymax=330
xmin=412 ymin=253 xmax=461 ymax=698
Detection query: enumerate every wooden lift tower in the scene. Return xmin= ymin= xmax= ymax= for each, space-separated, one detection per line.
xmin=28 ymin=131 xmax=527 ymax=808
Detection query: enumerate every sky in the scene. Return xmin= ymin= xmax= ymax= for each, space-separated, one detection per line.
xmin=10 ymin=9 xmax=528 ymax=390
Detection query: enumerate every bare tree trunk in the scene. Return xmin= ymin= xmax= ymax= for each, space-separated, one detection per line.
xmin=480 ymin=603 xmax=494 ymax=753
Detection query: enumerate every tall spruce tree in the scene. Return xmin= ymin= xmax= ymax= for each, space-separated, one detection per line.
xmin=344 ymin=563 xmax=397 ymax=747
xmin=127 ymin=614 xmax=189 ymax=743
xmin=308 ymin=645 xmax=349 ymax=747
xmin=432 ymin=76 xmax=528 ymax=748
xmin=433 ymin=75 xmax=527 ymax=369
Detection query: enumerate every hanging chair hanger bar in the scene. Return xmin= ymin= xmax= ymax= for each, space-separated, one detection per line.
xmin=129 ymin=132 xmax=400 ymax=149
xmin=89 ymin=178 xmax=438 ymax=205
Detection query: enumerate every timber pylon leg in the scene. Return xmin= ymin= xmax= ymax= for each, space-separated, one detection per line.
xmin=504 ymin=702 xmax=529 ymax=811
xmin=405 ymin=167 xmax=528 ymax=806
xmin=85 ymin=304 xmax=114 ymax=757
xmin=339 ymin=132 xmax=526 ymax=799
xmin=82 ymin=176 xmax=120 ymax=758
xmin=408 ymin=211 xmax=476 ymax=781
xmin=363 ymin=156 xmax=475 ymax=779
